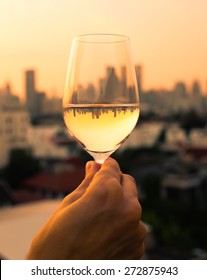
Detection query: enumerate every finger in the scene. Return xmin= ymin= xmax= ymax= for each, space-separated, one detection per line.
xmin=133 ymin=221 xmax=148 ymax=259
xmin=78 ymin=161 xmax=101 ymax=190
xmin=82 ymin=158 xmax=123 ymax=203
xmin=60 ymin=161 xmax=101 ymax=207
xmin=124 ymin=221 xmax=148 ymax=260
xmin=94 ymin=157 xmax=122 ymax=184
xmin=121 ymin=174 xmax=138 ymax=199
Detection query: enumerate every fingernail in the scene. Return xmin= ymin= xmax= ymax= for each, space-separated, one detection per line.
xmin=92 ymin=162 xmax=101 ymax=173
xmin=86 ymin=161 xmax=93 ymax=172
xmin=86 ymin=161 xmax=101 ymax=173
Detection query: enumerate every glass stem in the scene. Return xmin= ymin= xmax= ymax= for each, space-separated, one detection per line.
xmin=87 ymin=151 xmax=114 ymax=164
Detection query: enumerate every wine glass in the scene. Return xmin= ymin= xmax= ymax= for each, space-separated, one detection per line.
xmin=63 ymin=34 xmax=140 ymax=164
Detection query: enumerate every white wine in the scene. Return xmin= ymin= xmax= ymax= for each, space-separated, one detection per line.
xmin=63 ymin=104 xmax=139 ymax=157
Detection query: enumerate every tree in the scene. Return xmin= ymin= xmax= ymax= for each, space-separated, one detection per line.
xmin=3 ymin=148 xmax=42 ymax=189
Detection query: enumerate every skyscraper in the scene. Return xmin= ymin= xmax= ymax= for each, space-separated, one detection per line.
xmin=25 ymin=70 xmax=38 ymax=118
xmin=192 ymin=80 xmax=201 ymax=96
xmin=135 ymin=65 xmax=143 ymax=95
xmin=192 ymin=80 xmax=202 ymax=112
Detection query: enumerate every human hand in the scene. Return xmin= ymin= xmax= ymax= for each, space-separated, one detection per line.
xmin=26 ymin=157 xmax=147 ymax=260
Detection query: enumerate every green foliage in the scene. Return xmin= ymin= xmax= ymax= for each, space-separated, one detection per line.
xmin=180 ymin=110 xmax=206 ymax=133
xmin=79 ymin=146 xmax=207 ymax=253
xmin=141 ymin=173 xmax=161 ymax=204
xmin=113 ymin=146 xmax=161 ymax=173
xmin=3 ymin=148 xmax=42 ymax=189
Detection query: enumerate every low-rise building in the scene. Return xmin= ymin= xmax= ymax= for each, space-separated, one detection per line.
xmin=0 ymin=109 xmax=30 ymax=168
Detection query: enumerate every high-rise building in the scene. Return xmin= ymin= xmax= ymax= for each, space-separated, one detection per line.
xmin=102 ymin=67 xmax=121 ymax=103
xmin=172 ymin=82 xmax=191 ymax=112
xmin=191 ymin=80 xmax=202 ymax=112
xmin=121 ymin=66 xmax=127 ymax=98
xmin=0 ymin=82 xmax=21 ymax=109
xmin=192 ymin=80 xmax=201 ymax=96
xmin=135 ymin=65 xmax=143 ymax=95
xmin=174 ymin=82 xmax=187 ymax=97
xmin=25 ymin=70 xmax=38 ymax=118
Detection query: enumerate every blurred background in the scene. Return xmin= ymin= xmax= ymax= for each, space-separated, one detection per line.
xmin=0 ymin=0 xmax=207 ymax=260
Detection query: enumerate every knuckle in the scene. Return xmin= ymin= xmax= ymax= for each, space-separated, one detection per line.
xmin=122 ymin=199 xmax=142 ymax=224
xmin=86 ymin=177 xmax=122 ymax=207
xmin=95 ymin=171 xmax=121 ymax=189
xmin=124 ymin=175 xmax=138 ymax=190
xmin=100 ymin=161 xmax=122 ymax=178
xmin=139 ymin=222 xmax=148 ymax=240
xmin=136 ymin=243 xmax=145 ymax=259
xmin=92 ymin=184 xmax=108 ymax=198
xmin=96 ymin=177 xmax=121 ymax=197
xmin=122 ymin=174 xmax=138 ymax=197
xmin=124 ymin=174 xmax=136 ymax=184
xmin=105 ymin=157 xmax=120 ymax=169
xmin=107 ymin=177 xmax=121 ymax=189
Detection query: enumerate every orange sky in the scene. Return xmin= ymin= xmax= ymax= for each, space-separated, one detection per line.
xmin=0 ymin=0 xmax=207 ymax=100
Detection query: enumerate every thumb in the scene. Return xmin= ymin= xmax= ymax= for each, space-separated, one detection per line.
xmin=60 ymin=161 xmax=101 ymax=207
xmin=81 ymin=161 xmax=101 ymax=189
xmin=74 ymin=161 xmax=101 ymax=194
xmin=85 ymin=161 xmax=101 ymax=176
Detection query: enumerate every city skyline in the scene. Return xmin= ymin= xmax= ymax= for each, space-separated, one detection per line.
xmin=1 ymin=67 xmax=207 ymax=120
xmin=0 ymin=0 xmax=207 ymax=99
xmin=0 ymin=66 xmax=206 ymax=102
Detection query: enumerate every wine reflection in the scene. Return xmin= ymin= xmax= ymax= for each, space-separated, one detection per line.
xmin=70 ymin=65 xmax=138 ymax=104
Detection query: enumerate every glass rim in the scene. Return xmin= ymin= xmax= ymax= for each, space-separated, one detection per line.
xmin=73 ymin=33 xmax=130 ymax=44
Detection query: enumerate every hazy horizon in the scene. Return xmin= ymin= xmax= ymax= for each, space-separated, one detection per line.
xmin=1 ymin=0 xmax=207 ymax=99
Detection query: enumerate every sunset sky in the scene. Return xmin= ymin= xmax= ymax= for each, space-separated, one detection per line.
xmin=0 ymin=0 xmax=207 ymax=100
